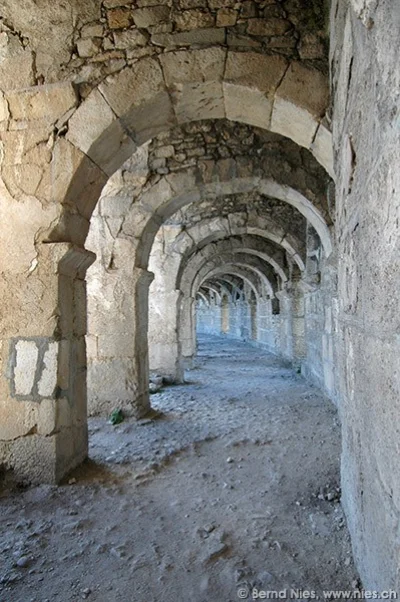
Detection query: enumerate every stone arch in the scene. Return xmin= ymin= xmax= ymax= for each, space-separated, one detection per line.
xmin=59 ymin=50 xmax=332 ymax=213
xmin=197 ymin=265 xmax=263 ymax=300
xmin=147 ymin=221 xmax=297 ymax=382
xmin=196 ymin=291 xmax=209 ymax=306
xmin=1 ymin=49 xmax=332 ymax=481
xmin=169 ymin=226 xmax=290 ymax=289
xmin=200 ymin=283 xmax=222 ymax=303
xmin=134 ymin=175 xmax=332 ymax=268
xmin=175 ymin=237 xmax=285 ymax=295
xmin=186 ymin=254 xmax=276 ymax=300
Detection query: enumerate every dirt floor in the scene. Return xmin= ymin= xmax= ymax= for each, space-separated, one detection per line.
xmin=0 ymin=335 xmax=359 ymax=602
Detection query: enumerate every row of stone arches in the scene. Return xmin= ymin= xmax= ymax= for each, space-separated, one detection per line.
xmin=1 ymin=46 xmax=334 ymax=485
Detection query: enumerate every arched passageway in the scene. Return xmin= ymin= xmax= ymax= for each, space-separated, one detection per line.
xmin=0 ymin=0 xmax=399 ymax=595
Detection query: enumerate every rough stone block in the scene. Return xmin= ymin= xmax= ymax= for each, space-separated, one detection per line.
xmin=37 ymin=342 xmax=58 ymax=397
xmin=152 ymin=28 xmax=225 ymax=47
xmin=99 ymin=58 xmax=175 ymax=143
xmin=247 ymin=18 xmax=291 ymax=36
xmin=216 ymin=8 xmax=237 ymax=27
xmin=223 ymin=53 xmax=287 ymax=128
xmin=13 ymin=340 xmax=39 ymax=396
xmin=175 ymin=9 xmax=214 ymax=30
xmin=160 ymin=48 xmax=226 ymax=86
xmin=6 ymin=83 xmax=78 ymax=127
xmin=223 ymin=83 xmax=273 ymax=130
xmin=0 ymin=48 xmax=34 ymax=91
xmin=107 ymin=7 xmax=132 ymax=29
xmin=271 ymin=97 xmax=319 ymax=150
xmin=67 ymin=89 xmax=116 ymax=156
xmin=310 ymin=123 xmax=335 ymax=178
xmin=113 ymin=29 xmax=147 ymax=49
xmin=171 ymin=81 xmax=225 ymax=124
xmin=132 ymin=6 xmax=170 ymax=27
xmin=76 ymin=38 xmax=101 ymax=58
xmin=275 ymin=62 xmax=329 ymax=119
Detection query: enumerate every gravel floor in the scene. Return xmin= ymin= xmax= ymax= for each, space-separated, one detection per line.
xmin=0 ymin=335 xmax=358 ymax=602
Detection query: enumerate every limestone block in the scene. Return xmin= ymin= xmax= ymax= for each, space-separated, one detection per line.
xmin=76 ymin=38 xmax=101 ymax=58
xmin=80 ymin=23 xmax=104 ymax=38
xmin=132 ymin=6 xmax=170 ymax=28
xmin=113 ymin=29 xmax=147 ymax=49
xmin=165 ymin=170 xmax=198 ymax=197
xmin=67 ymin=91 xmax=113 ymax=153
xmin=0 ymin=91 xmax=9 ymax=127
xmin=171 ymin=81 xmax=225 ymax=124
xmin=216 ymin=8 xmax=237 ymax=27
xmin=1 ymin=127 xmax=52 ymax=167
xmin=271 ymin=97 xmax=319 ymax=150
xmin=57 ymin=340 xmax=70 ymax=391
xmin=223 ymin=52 xmax=288 ymax=129
xmin=67 ymin=89 xmax=136 ymax=175
xmin=224 ymin=51 xmax=288 ymax=95
xmin=247 ymin=18 xmax=291 ymax=36
xmin=14 ymin=340 xmax=39 ymax=396
xmin=0 ymin=175 xmax=49 ymax=276
xmin=310 ymin=123 xmax=335 ymax=178
xmin=1 ymin=164 xmax=44 ymax=198
xmin=37 ymin=398 xmax=57 ymax=436
xmin=99 ymin=58 xmax=176 ymax=143
xmin=6 ymin=83 xmax=78 ymax=128
xmin=160 ymin=48 xmax=226 ymax=86
xmin=175 ymin=9 xmax=214 ymax=30
xmin=8 ymin=433 xmax=58 ymax=483
xmin=271 ymin=62 xmax=329 ymax=149
xmin=139 ymin=176 xmax=174 ymax=214
xmin=107 ymin=7 xmax=132 ymax=29
xmin=152 ymin=28 xmax=225 ymax=48
xmin=37 ymin=342 xmax=58 ymax=397
xmin=0 ymin=47 xmax=34 ymax=91
xmin=88 ymin=358 xmax=138 ymax=403
xmin=97 ymin=334 xmax=135 ymax=358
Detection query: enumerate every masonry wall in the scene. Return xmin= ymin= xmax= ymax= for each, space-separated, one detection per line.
xmin=303 ymin=254 xmax=338 ymax=402
xmin=197 ymin=295 xmax=285 ymax=357
xmin=331 ymin=0 xmax=400 ymax=589
xmin=197 ymin=300 xmax=222 ymax=336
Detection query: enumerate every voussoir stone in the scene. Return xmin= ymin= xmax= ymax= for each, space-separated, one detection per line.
xmin=160 ymin=48 xmax=226 ymax=86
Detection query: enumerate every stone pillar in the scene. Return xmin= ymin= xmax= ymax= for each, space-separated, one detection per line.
xmin=290 ymin=271 xmax=306 ymax=367
xmin=87 ymin=267 xmax=153 ymax=417
xmin=148 ymin=288 xmax=184 ymax=383
xmin=180 ymin=295 xmax=196 ymax=367
xmin=0 ymin=243 xmax=94 ymax=484
xmin=221 ymin=296 xmax=230 ymax=334
xmin=276 ymin=288 xmax=292 ymax=359
xmin=257 ymin=296 xmax=276 ymax=351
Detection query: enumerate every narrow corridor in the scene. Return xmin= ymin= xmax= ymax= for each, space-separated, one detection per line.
xmin=0 ymin=336 xmax=357 ymax=601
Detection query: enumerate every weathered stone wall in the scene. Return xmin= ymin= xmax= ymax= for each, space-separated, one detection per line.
xmin=0 ymin=0 xmax=335 ymax=493
xmin=0 ymin=0 xmax=328 ymax=92
xmin=303 ymin=256 xmax=338 ymax=400
xmin=197 ymin=297 xmax=222 ymax=336
xmin=256 ymin=298 xmax=281 ymax=353
xmin=331 ymin=0 xmax=400 ymax=589
xmin=301 ymin=225 xmax=338 ymax=399
xmin=196 ymin=284 xmax=293 ymax=360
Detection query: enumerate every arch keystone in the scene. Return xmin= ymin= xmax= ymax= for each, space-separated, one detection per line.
xmin=159 ymin=48 xmax=227 ymax=123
